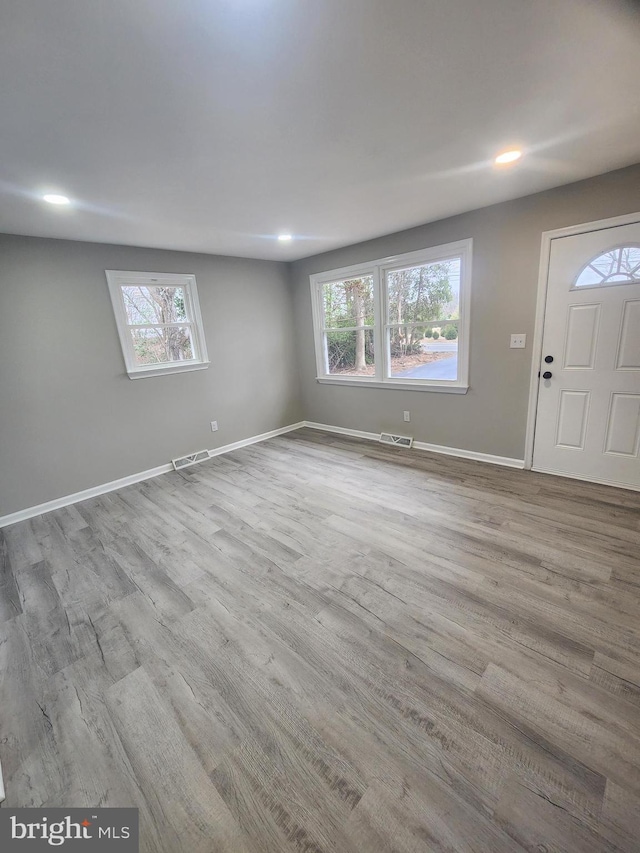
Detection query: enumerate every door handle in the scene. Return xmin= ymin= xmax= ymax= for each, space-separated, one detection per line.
xmin=544 ymin=355 xmax=554 ymax=363
xmin=542 ymin=371 xmax=552 ymax=379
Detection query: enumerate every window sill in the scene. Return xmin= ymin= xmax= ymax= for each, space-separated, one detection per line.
xmin=316 ymin=377 xmax=468 ymax=394
xmin=127 ymin=361 xmax=210 ymax=379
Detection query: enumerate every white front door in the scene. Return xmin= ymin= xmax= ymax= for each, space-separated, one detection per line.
xmin=533 ymin=220 xmax=640 ymax=490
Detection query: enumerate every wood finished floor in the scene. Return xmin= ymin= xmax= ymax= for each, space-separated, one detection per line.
xmin=1 ymin=428 xmax=640 ymax=852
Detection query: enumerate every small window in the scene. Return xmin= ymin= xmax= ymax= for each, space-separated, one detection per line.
xmin=575 ymin=246 xmax=640 ymax=288
xmin=310 ymin=240 xmax=472 ymax=392
xmin=105 ymin=270 xmax=209 ymax=378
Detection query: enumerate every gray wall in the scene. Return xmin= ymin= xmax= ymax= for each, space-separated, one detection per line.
xmin=0 ymin=235 xmax=302 ymax=516
xmin=291 ymin=164 xmax=640 ymax=460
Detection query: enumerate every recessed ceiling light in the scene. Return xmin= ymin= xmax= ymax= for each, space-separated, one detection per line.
xmin=277 ymin=234 xmax=293 ymax=241
xmin=43 ymin=193 xmax=71 ymax=205
xmin=494 ymin=149 xmax=522 ymax=165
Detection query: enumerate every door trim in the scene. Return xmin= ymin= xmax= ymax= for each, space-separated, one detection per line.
xmin=524 ymin=210 xmax=640 ymax=472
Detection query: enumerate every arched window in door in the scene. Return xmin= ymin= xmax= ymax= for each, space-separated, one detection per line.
xmin=575 ymin=246 xmax=640 ymax=287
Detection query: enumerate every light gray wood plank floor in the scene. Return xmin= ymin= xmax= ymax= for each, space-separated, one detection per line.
xmin=1 ymin=428 xmax=639 ymax=852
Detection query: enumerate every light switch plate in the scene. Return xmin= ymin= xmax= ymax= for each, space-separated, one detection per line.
xmin=510 ymin=334 xmax=526 ymax=349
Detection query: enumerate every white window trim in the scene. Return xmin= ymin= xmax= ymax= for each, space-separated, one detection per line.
xmin=309 ymin=239 xmax=472 ymax=393
xmin=105 ymin=270 xmax=210 ymax=379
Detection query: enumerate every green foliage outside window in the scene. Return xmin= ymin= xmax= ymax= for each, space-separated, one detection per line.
xmin=387 ymin=262 xmax=454 ymax=354
xmin=443 ymin=324 xmax=458 ymax=340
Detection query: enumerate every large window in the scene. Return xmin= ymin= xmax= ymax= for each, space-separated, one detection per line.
xmin=106 ymin=270 xmax=209 ymax=378
xmin=310 ymin=240 xmax=472 ymax=392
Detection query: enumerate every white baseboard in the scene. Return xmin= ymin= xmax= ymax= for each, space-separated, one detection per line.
xmin=413 ymin=440 xmax=524 ymax=469
xmin=303 ymin=421 xmax=525 ymax=469
xmin=0 ymin=419 xmax=525 ymax=527
xmin=0 ymin=421 xmax=306 ymax=529
xmin=304 ymin=421 xmax=380 ymax=442
xmin=208 ymin=422 xmax=305 ymax=459
xmin=0 ymin=463 xmax=174 ymax=529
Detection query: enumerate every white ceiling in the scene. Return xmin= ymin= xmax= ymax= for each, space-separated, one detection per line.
xmin=1 ymin=0 xmax=639 ymax=261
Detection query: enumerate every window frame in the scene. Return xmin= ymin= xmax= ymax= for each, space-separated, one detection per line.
xmin=105 ymin=270 xmax=210 ymax=379
xmin=309 ymin=239 xmax=472 ymax=393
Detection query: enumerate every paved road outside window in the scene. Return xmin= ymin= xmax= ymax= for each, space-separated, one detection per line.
xmin=421 ymin=341 xmax=458 ymax=353
xmin=396 ymin=353 xmax=458 ymax=380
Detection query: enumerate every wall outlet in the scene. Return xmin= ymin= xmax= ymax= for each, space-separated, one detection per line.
xmin=510 ymin=334 xmax=526 ymax=349
xmin=210 ymin=420 xmax=218 ymax=432
xmin=403 ymin=411 xmax=411 ymax=422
